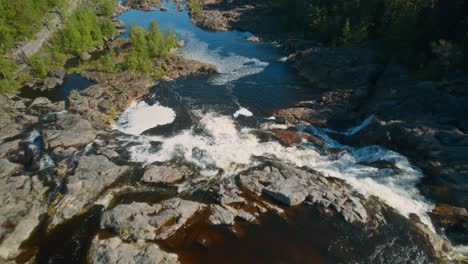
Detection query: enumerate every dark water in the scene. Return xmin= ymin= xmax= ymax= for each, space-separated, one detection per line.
xmin=20 ymin=73 xmax=94 ymax=102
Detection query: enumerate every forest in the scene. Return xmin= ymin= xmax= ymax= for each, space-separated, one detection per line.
xmin=272 ymin=0 xmax=468 ymax=78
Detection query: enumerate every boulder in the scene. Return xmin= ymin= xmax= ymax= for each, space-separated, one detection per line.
xmin=50 ymin=155 xmax=129 ymax=228
xmin=43 ymin=77 xmax=63 ymax=90
xmin=89 ymin=236 xmax=179 ymax=264
xmin=246 ymin=36 xmax=260 ymax=42
xmin=49 ymin=67 xmax=66 ymax=79
xmin=80 ymin=52 xmax=92 ymax=61
xmin=141 ymin=164 xmax=191 ymax=184
xmin=42 ymin=114 xmax=96 ymax=150
xmin=208 ymin=204 xmax=235 ymax=225
xmin=28 ymin=97 xmax=65 ymax=115
xmin=274 ymin=107 xmax=330 ymax=126
xmin=100 ymin=198 xmax=205 ymax=240
xmin=240 ymin=164 xmax=379 ymax=225
xmin=0 ymin=175 xmax=48 ymax=260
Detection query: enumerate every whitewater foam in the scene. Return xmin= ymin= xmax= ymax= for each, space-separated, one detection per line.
xmin=118 ymin=111 xmax=434 ymax=230
xmin=114 ymin=100 xmax=176 ymax=135
xmin=233 ymin=107 xmax=253 ymax=118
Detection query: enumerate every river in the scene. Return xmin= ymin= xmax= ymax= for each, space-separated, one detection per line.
xmin=37 ymin=0 xmax=442 ymax=263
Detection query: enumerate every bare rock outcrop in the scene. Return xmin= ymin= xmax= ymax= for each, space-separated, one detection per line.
xmin=89 ymin=236 xmax=179 ymax=264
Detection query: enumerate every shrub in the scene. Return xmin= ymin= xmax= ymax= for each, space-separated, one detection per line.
xmin=188 ymin=0 xmax=203 ymax=16
xmin=101 ymin=17 xmax=117 ymax=39
xmin=56 ymin=7 xmax=104 ymax=54
xmin=123 ymin=22 xmax=178 ymax=74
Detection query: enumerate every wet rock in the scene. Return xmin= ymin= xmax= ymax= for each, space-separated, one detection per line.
xmin=274 ymin=107 xmax=330 ymax=126
xmin=89 ymin=236 xmax=179 ymax=264
xmin=50 ymin=155 xmax=129 ymax=228
xmin=154 ymin=57 xmax=218 ymax=79
xmin=431 ymin=204 xmax=468 ymax=245
xmin=208 ymin=204 xmax=235 ymax=225
xmin=43 ymin=77 xmax=63 ymax=90
xmin=177 ymin=40 xmax=185 ymax=47
xmin=240 ymin=163 xmax=380 ymax=225
xmin=141 ymin=164 xmax=191 ymax=184
xmin=271 ymin=129 xmax=325 ymax=147
xmin=0 ymin=175 xmax=48 ymax=261
xmin=42 ymin=114 xmax=96 ymax=150
xmin=80 ymin=52 xmax=91 ymax=61
xmin=115 ymin=20 xmax=125 ymax=29
xmin=101 ymin=198 xmax=205 ymax=240
xmin=246 ymin=36 xmax=260 ymax=42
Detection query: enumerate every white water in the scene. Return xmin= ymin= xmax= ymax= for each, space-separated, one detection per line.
xmin=181 ymin=32 xmax=269 ymax=85
xmin=233 ymin=107 xmax=253 ymax=118
xmin=114 ymin=100 xmax=176 ymax=135
xmin=117 ymin=111 xmax=434 ymax=230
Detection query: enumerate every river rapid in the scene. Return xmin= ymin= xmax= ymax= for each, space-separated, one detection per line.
xmin=84 ymin=1 xmax=449 ymax=262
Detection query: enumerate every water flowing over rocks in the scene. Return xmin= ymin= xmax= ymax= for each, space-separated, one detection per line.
xmin=89 ymin=236 xmax=179 ymax=264
xmin=100 ymin=198 xmax=205 ymax=240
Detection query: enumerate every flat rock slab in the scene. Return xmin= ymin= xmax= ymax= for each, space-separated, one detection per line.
xmin=141 ymin=165 xmax=191 ymax=184
xmin=43 ymin=114 xmax=96 ymax=150
xmin=50 ymin=155 xmax=129 ymax=228
xmin=89 ymin=236 xmax=179 ymax=264
xmin=0 ymin=175 xmax=48 ymax=261
xmin=240 ymin=163 xmax=379 ymax=225
xmin=101 ymin=198 xmax=205 ymax=241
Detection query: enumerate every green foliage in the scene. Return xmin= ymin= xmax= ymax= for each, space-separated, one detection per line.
xmin=98 ymin=48 xmax=120 ymax=73
xmin=0 ymin=56 xmax=20 ymax=93
xmin=188 ymin=0 xmax=203 ymax=16
xmin=101 ymin=17 xmax=117 ymax=38
xmin=123 ymin=22 xmax=178 ymax=74
xmin=56 ymin=7 xmax=104 ymax=54
xmin=29 ymin=50 xmax=68 ymax=78
xmin=272 ymin=0 xmax=468 ymax=75
xmin=0 ymin=0 xmax=67 ymax=52
xmin=53 ymin=6 xmax=117 ymax=55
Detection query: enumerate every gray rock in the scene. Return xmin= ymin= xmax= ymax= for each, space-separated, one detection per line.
xmin=0 ymin=140 xmax=21 ymax=159
xmin=0 ymin=159 xmax=23 ymax=179
xmin=101 ymin=198 xmax=205 ymax=240
xmin=89 ymin=236 xmax=179 ymax=264
xmin=208 ymin=204 xmax=235 ymax=225
xmin=43 ymin=114 xmax=96 ymax=150
xmin=80 ymin=52 xmax=92 ymax=61
xmin=0 ymin=175 xmax=48 ymax=260
xmin=50 ymin=155 xmax=129 ymax=228
xmin=49 ymin=67 xmax=66 ymax=79
xmin=240 ymin=164 xmax=377 ymax=225
xmin=141 ymin=165 xmax=191 ymax=184
xmin=28 ymin=97 xmax=65 ymax=115
xmin=43 ymin=77 xmax=63 ymax=90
